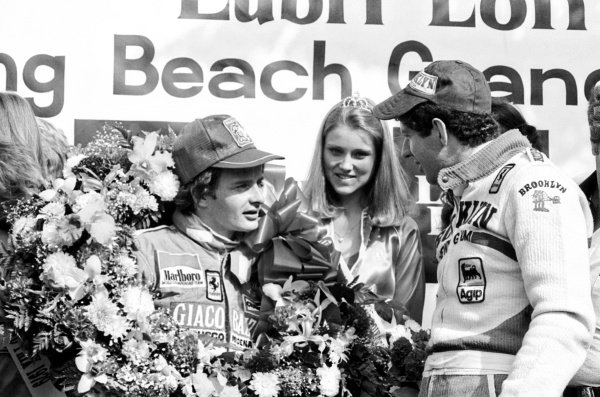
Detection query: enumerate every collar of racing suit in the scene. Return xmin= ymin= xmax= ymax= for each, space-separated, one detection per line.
xmin=172 ymin=210 xmax=240 ymax=254
xmin=437 ymin=129 xmax=532 ymax=191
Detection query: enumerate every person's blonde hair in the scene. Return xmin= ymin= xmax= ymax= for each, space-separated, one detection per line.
xmin=0 ymin=92 xmax=45 ymax=200
xmin=37 ymin=117 xmax=69 ymax=179
xmin=304 ymin=97 xmax=413 ymax=226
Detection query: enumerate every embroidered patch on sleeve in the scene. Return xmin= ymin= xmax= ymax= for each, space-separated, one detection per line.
xmin=456 ymin=257 xmax=486 ymax=303
xmin=205 ymin=270 xmax=223 ymax=302
xmin=489 ymin=164 xmax=515 ymax=194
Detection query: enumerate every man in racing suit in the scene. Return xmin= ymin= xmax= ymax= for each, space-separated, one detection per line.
xmin=373 ymin=60 xmax=595 ymax=396
xmin=135 ymin=114 xmax=282 ymax=350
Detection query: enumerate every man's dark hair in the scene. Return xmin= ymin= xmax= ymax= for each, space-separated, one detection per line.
xmin=173 ymin=168 xmax=222 ymax=214
xmin=398 ymin=102 xmax=499 ymax=147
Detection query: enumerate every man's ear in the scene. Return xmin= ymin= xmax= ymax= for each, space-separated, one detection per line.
xmin=194 ymin=192 xmax=210 ymax=209
xmin=431 ymin=118 xmax=448 ymax=146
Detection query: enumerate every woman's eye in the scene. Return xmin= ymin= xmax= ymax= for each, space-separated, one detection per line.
xmin=328 ymin=147 xmax=342 ymax=155
xmin=353 ymin=151 xmax=370 ymax=159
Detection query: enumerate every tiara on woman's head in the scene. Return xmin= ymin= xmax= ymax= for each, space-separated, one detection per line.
xmin=341 ymin=92 xmax=372 ymax=113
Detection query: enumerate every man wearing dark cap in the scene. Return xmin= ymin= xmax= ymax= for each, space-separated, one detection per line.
xmin=374 ymin=60 xmax=594 ymax=396
xmin=134 ymin=115 xmax=282 ymax=350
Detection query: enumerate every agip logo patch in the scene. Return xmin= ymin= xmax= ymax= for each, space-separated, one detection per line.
xmin=456 ymin=257 xmax=486 ymax=303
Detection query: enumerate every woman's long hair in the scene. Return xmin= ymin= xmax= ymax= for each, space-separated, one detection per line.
xmin=304 ymin=97 xmax=413 ymax=226
xmin=0 ymin=92 xmax=46 ymax=200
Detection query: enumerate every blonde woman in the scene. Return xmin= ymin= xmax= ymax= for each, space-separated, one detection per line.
xmin=304 ymin=94 xmax=425 ymax=323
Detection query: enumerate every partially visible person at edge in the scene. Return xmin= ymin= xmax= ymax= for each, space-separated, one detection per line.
xmin=36 ymin=117 xmax=69 ymax=179
xmin=0 ymin=92 xmax=49 ymax=397
xmin=134 ymin=115 xmax=283 ymax=351
xmin=565 ymin=84 xmax=600 ymax=397
xmin=373 ymin=60 xmax=594 ymax=397
xmin=492 ymin=98 xmax=543 ymax=151
xmin=303 ymin=93 xmax=425 ymax=324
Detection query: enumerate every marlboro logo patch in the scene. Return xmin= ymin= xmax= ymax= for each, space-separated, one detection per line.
xmin=157 ymin=251 xmax=205 ymax=289
xmin=205 ymin=270 xmax=223 ymax=302
xmin=409 ymin=71 xmax=438 ymax=96
xmin=223 ymin=117 xmax=253 ymax=147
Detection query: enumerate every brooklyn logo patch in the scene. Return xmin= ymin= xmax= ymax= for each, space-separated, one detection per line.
xmin=532 ymin=190 xmax=561 ymax=212
xmin=223 ymin=117 xmax=253 ymax=147
xmin=456 ymin=257 xmax=486 ymax=303
xmin=205 ymin=270 xmax=223 ymax=302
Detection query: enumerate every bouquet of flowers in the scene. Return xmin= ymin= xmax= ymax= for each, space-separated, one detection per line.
xmin=0 ymin=123 xmax=193 ymax=395
xmin=244 ymin=278 xmax=430 ymax=397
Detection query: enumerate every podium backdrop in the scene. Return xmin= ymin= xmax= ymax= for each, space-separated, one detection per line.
xmin=2 ymin=0 xmax=600 ymax=284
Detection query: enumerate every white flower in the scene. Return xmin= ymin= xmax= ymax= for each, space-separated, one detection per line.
xmin=196 ymin=339 xmax=226 ymax=367
xmin=63 ymin=154 xmax=87 ymax=178
xmin=131 ymin=188 xmax=158 ymax=214
xmin=403 ymin=316 xmax=422 ymax=332
xmin=76 ymin=339 xmax=108 ymax=365
xmin=316 ymin=365 xmax=341 ymax=397
xmin=118 ymin=254 xmax=138 ymax=277
xmin=220 ymin=385 xmax=242 ymax=397
xmin=41 ymin=252 xmax=87 ymax=298
xmin=85 ymin=292 xmax=128 ymax=340
xmin=182 ymin=371 xmax=215 ymax=397
xmin=73 ymin=191 xmax=105 ymax=222
xmin=122 ymin=338 xmax=152 ymax=365
xmin=41 ymin=215 xmax=84 ymax=247
xmin=120 ymin=285 xmax=155 ymax=323
xmin=149 ymin=171 xmax=180 ymax=201
xmin=75 ymin=339 xmax=108 ymax=393
xmin=249 ymin=372 xmax=280 ymax=397
xmin=38 ymin=202 xmax=66 ymax=219
xmin=11 ymin=216 xmax=37 ymax=240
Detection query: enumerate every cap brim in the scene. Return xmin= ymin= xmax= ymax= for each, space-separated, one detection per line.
xmin=373 ymin=89 xmax=429 ymax=120
xmin=212 ymin=148 xmax=284 ymax=169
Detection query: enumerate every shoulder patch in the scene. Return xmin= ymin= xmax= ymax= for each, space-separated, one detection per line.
xmin=526 ymin=148 xmax=544 ymax=163
xmin=489 ymin=163 xmax=515 ymax=194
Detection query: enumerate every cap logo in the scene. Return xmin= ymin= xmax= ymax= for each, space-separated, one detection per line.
xmin=409 ymin=71 xmax=438 ymax=96
xmin=223 ymin=117 xmax=253 ymax=147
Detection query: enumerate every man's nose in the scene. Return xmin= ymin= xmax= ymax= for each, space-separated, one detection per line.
xmin=401 ymin=139 xmax=412 ymax=158
xmin=249 ymin=183 xmax=264 ymax=204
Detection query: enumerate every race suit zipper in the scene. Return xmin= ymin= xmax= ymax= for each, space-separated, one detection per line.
xmin=219 ymin=254 xmax=231 ymax=349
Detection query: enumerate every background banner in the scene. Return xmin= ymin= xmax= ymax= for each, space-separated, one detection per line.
xmin=2 ymin=0 xmax=600 ymax=291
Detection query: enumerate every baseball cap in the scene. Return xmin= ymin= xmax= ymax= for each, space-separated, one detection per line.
xmin=173 ymin=115 xmax=284 ymax=184
xmin=373 ymin=60 xmax=491 ymax=120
